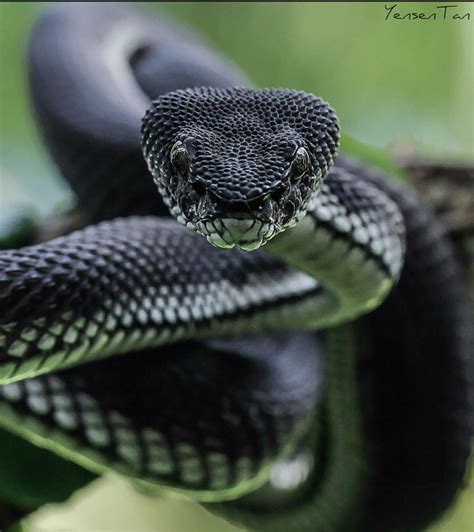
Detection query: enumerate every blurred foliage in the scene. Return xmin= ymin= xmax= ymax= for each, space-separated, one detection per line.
xmin=0 ymin=428 xmax=95 ymax=510
xmin=26 ymin=474 xmax=474 ymax=532
xmin=0 ymin=1 xmax=472 ymax=531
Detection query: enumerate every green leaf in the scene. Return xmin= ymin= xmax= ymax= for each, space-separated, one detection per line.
xmin=0 ymin=205 xmax=38 ymax=250
xmin=340 ymin=134 xmax=404 ymax=180
xmin=0 ymin=428 xmax=95 ymax=509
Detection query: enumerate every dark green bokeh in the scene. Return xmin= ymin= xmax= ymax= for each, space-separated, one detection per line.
xmin=0 ymin=428 xmax=95 ymax=510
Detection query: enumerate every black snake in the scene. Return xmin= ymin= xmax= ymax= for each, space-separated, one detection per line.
xmin=0 ymin=4 xmax=472 ymax=531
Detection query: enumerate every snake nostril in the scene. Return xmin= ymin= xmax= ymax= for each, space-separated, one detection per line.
xmin=246 ymin=194 xmax=273 ymax=213
xmin=192 ymin=180 xmax=207 ymax=195
xmin=283 ymin=201 xmax=296 ymax=221
xmin=270 ymin=184 xmax=285 ymax=202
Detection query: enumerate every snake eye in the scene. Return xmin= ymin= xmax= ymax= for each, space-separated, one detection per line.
xmin=289 ymin=146 xmax=310 ymax=180
xmin=170 ymin=141 xmax=189 ymax=176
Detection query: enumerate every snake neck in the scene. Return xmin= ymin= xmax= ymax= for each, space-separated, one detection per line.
xmin=265 ymin=167 xmax=406 ymax=328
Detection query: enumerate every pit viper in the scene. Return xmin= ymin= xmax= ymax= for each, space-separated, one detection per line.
xmin=0 ymin=4 xmax=472 ymax=531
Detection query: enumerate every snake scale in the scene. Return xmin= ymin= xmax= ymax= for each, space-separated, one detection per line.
xmin=0 ymin=4 xmax=472 ymax=531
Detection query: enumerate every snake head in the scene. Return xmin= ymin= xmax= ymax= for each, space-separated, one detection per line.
xmin=142 ymin=87 xmax=339 ymax=250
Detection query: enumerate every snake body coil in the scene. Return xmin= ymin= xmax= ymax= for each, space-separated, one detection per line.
xmin=0 ymin=4 xmax=472 ymax=531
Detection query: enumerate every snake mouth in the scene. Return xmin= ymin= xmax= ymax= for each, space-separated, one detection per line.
xmin=195 ymin=218 xmax=281 ymax=251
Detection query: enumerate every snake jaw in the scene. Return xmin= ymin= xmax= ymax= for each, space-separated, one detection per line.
xmin=193 ymin=218 xmax=281 ymax=251
xmin=153 ymin=170 xmax=312 ymax=251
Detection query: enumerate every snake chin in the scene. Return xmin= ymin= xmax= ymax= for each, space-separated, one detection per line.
xmin=195 ymin=217 xmax=282 ymax=251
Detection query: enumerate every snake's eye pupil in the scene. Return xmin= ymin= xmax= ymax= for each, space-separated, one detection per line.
xmin=170 ymin=141 xmax=189 ymax=176
xmin=290 ymin=146 xmax=309 ymax=180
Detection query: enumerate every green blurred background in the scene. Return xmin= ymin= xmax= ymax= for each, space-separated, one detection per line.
xmin=0 ymin=2 xmax=472 ymax=531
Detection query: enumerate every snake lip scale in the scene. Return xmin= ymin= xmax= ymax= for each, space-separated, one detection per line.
xmin=0 ymin=3 xmax=472 ymax=532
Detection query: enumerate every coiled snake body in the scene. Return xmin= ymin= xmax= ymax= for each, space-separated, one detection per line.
xmin=0 ymin=4 xmax=472 ymax=531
